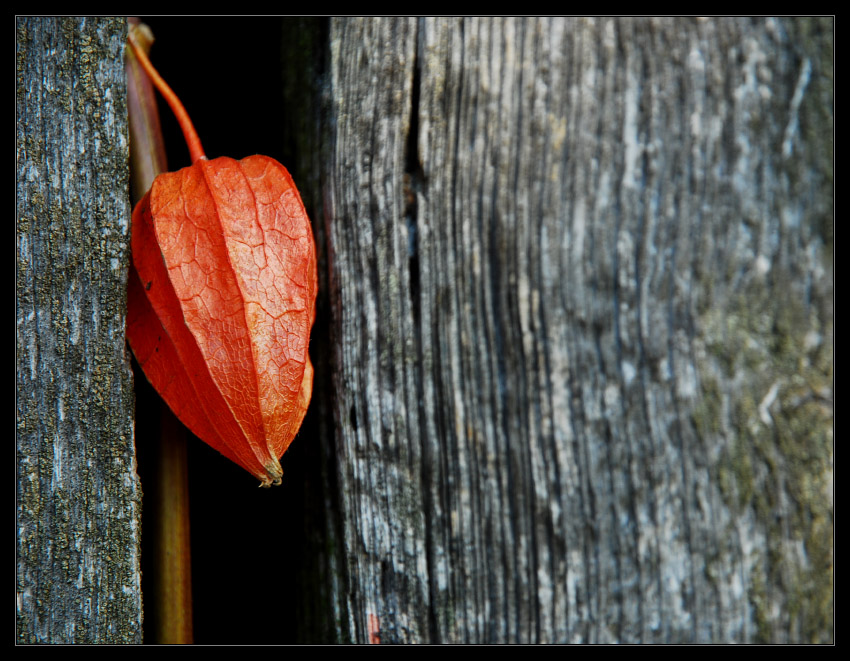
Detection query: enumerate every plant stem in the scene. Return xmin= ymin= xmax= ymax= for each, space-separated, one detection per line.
xmin=127 ymin=25 xmax=206 ymax=165
xmin=126 ymin=18 xmax=194 ymax=644
xmin=150 ymin=402 xmax=194 ymax=643
xmin=125 ymin=22 xmax=168 ymax=201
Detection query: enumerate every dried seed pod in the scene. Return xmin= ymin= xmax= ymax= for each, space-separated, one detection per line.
xmin=126 ymin=34 xmax=316 ymax=486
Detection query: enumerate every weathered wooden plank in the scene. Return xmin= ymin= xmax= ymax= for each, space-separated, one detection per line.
xmin=16 ymin=16 xmax=142 ymax=644
xmin=303 ymin=17 xmax=832 ymax=643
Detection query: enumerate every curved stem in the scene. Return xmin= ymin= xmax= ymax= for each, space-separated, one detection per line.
xmin=127 ymin=30 xmax=206 ymax=164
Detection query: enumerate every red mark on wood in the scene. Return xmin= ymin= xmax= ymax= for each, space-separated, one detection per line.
xmin=368 ymin=613 xmax=381 ymax=644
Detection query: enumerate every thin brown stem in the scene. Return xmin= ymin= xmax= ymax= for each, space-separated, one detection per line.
xmin=126 ymin=18 xmax=194 ymax=645
xmin=149 ymin=403 xmax=194 ymax=643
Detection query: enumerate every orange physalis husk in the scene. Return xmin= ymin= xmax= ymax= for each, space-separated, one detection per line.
xmin=126 ymin=33 xmax=317 ymax=487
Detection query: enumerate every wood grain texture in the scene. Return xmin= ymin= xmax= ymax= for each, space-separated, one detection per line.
xmin=16 ymin=17 xmax=142 ymax=643
xmin=289 ymin=17 xmax=832 ymax=643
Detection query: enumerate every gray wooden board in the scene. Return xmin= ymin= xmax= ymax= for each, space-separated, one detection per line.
xmin=305 ymin=17 xmax=833 ymax=643
xmin=16 ymin=17 xmax=142 ymax=644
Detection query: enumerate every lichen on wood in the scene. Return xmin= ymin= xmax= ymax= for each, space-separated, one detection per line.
xmin=16 ymin=16 xmax=141 ymax=644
